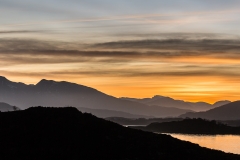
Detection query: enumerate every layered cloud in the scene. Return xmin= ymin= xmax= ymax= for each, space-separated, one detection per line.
xmin=0 ymin=37 xmax=239 ymax=78
xmin=1 ymin=35 xmax=240 ymax=102
xmin=1 ymin=37 xmax=240 ymax=63
xmin=1 ymin=0 xmax=240 ymax=102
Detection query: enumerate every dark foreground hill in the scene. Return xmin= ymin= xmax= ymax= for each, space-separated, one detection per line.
xmin=132 ymin=118 xmax=240 ymax=135
xmin=180 ymin=101 xmax=240 ymax=120
xmin=0 ymin=107 xmax=239 ymax=160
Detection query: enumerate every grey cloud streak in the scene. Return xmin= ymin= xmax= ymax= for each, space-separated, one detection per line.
xmin=1 ymin=38 xmax=240 ymax=79
xmin=94 ymin=39 xmax=240 ymax=53
xmin=0 ymin=38 xmax=240 ymax=67
xmin=0 ymin=30 xmax=44 ymax=34
xmin=1 ymin=38 xmax=240 ymax=58
xmin=1 ymin=66 xmax=240 ymax=79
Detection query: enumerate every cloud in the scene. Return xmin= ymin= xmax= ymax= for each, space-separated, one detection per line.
xmin=2 ymin=65 xmax=240 ymax=79
xmin=1 ymin=1 xmax=77 ymax=17
xmin=0 ymin=30 xmax=42 ymax=34
xmin=3 ymin=9 xmax=240 ymax=27
xmin=1 ymin=38 xmax=240 ymax=67
xmin=1 ymin=38 xmax=240 ymax=80
xmin=0 ymin=39 xmax=60 ymax=51
xmin=93 ymin=39 xmax=240 ymax=53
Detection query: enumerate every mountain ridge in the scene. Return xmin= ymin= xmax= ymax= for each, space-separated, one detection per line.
xmin=180 ymin=101 xmax=240 ymax=120
xmin=121 ymin=96 xmax=231 ymax=111
xmin=0 ymin=76 xmax=192 ymax=118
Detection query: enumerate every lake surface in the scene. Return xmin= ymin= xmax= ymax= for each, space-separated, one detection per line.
xmin=166 ymin=134 xmax=240 ymax=155
xmin=124 ymin=125 xmax=147 ymax=127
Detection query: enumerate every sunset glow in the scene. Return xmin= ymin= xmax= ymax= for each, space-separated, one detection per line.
xmin=1 ymin=0 xmax=240 ymax=103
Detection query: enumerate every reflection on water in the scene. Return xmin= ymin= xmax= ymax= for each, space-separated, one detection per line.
xmin=124 ymin=125 xmax=146 ymax=127
xmin=166 ymin=134 xmax=240 ymax=155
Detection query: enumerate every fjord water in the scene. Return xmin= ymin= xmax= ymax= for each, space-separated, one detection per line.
xmin=168 ymin=134 xmax=240 ymax=154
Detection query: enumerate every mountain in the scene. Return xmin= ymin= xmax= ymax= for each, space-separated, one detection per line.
xmin=77 ymin=107 xmax=153 ymax=118
xmin=0 ymin=76 xmax=191 ymax=117
xmin=121 ymin=96 xmax=231 ymax=111
xmin=0 ymin=107 xmax=239 ymax=160
xmin=140 ymin=105 xmax=193 ymax=117
xmin=132 ymin=118 xmax=240 ymax=135
xmin=180 ymin=101 xmax=240 ymax=120
xmin=213 ymin=100 xmax=232 ymax=108
xmin=0 ymin=102 xmax=19 ymax=112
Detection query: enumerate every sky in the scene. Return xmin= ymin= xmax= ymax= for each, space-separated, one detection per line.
xmin=1 ymin=0 xmax=240 ymax=103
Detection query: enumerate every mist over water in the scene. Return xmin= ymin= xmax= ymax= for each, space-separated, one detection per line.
xmin=167 ymin=134 xmax=240 ymax=154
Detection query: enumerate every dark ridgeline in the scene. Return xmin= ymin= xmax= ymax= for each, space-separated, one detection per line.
xmin=106 ymin=117 xmax=183 ymax=125
xmin=107 ymin=117 xmax=240 ymax=127
xmin=0 ymin=76 xmax=194 ymax=118
xmin=0 ymin=107 xmax=240 ymax=160
xmin=132 ymin=118 xmax=240 ymax=135
xmin=180 ymin=101 xmax=240 ymax=120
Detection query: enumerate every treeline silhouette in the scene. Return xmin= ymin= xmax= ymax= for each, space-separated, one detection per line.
xmin=132 ymin=118 xmax=240 ymax=135
xmin=0 ymin=107 xmax=239 ymax=160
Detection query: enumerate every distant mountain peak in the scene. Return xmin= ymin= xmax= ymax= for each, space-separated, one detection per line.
xmin=213 ymin=100 xmax=231 ymax=105
xmin=0 ymin=76 xmax=9 ymax=82
xmin=180 ymin=101 xmax=240 ymax=120
xmin=152 ymin=95 xmax=167 ymax=99
xmin=36 ymin=79 xmax=57 ymax=87
xmin=0 ymin=76 xmax=14 ymax=87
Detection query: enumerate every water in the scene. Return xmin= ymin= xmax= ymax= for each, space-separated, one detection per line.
xmin=124 ymin=125 xmax=146 ymax=127
xmin=166 ymin=134 xmax=240 ymax=155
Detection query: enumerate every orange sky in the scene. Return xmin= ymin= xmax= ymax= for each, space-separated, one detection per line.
xmin=2 ymin=74 xmax=240 ymax=104
xmin=1 ymin=52 xmax=240 ymax=104
xmin=1 ymin=1 xmax=240 ymax=103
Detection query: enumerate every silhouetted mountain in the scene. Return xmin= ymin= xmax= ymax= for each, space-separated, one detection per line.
xmin=180 ymin=101 xmax=240 ymax=120
xmin=0 ymin=107 xmax=239 ymax=160
xmin=132 ymin=118 xmax=240 ymax=135
xmin=121 ymin=96 xmax=230 ymax=111
xmin=0 ymin=102 xmax=20 ymax=112
xmin=106 ymin=117 xmax=183 ymax=126
xmin=187 ymin=101 xmax=213 ymax=111
xmin=213 ymin=100 xmax=231 ymax=108
xmin=0 ymin=76 xmax=190 ymax=117
xmin=78 ymin=107 xmax=152 ymax=118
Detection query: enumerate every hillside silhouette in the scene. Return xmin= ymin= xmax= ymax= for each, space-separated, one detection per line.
xmin=0 ymin=107 xmax=240 ymax=160
xmin=106 ymin=117 xmax=240 ymax=127
xmin=121 ymin=96 xmax=230 ymax=111
xmin=0 ymin=76 xmax=192 ymax=117
xmin=180 ymin=101 xmax=240 ymax=120
xmin=132 ymin=118 xmax=240 ymax=135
